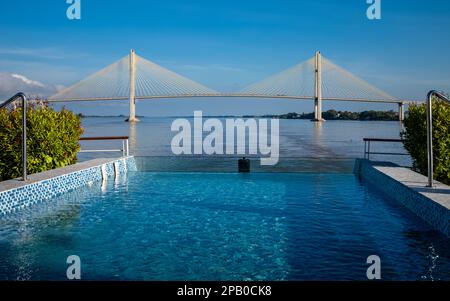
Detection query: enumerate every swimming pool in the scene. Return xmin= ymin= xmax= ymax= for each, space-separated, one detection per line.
xmin=0 ymin=167 xmax=449 ymax=280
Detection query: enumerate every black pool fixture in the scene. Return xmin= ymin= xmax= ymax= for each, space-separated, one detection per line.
xmin=238 ymin=157 xmax=250 ymax=172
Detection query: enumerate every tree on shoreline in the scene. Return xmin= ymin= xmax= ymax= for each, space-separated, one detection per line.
xmin=261 ymin=110 xmax=399 ymax=121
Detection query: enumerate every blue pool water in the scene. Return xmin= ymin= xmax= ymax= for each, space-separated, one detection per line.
xmin=0 ymin=171 xmax=449 ymax=280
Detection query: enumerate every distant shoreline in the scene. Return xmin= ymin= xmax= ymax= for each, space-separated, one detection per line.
xmin=78 ymin=109 xmax=401 ymax=121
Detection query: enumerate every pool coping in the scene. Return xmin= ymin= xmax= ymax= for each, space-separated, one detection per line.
xmin=0 ymin=156 xmax=137 ymax=215
xmin=0 ymin=157 xmax=128 ymax=193
xmin=355 ymin=159 xmax=450 ymax=237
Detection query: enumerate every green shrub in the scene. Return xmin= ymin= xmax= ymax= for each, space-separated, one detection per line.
xmin=401 ymin=99 xmax=450 ymax=185
xmin=0 ymin=102 xmax=83 ymax=181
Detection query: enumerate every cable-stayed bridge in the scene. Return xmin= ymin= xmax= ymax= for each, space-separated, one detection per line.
xmin=48 ymin=50 xmax=415 ymax=122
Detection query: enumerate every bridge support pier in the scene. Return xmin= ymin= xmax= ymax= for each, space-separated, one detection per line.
xmin=312 ymin=51 xmax=324 ymax=122
xmin=313 ymin=98 xmax=322 ymax=121
xmin=398 ymin=102 xmax=405 ymax=122
xmin=126 ymin=49 xmax=139 ymax=122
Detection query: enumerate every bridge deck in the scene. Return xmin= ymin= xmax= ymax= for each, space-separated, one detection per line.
xmin=47 ymin=93 xmax=420 ymax=104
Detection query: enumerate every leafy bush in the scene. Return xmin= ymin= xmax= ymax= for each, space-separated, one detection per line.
xmin=0 ymin=102 xmax=83 ymax=181
xmin=401 ymin=99 xmax=450 ymax=185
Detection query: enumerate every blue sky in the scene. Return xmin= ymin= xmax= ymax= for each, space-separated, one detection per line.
xmin=1 ymin=0 xmax=449 ymax=116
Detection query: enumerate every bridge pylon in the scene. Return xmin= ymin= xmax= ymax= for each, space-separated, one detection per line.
xmin=126 ymin=49 xmax=139 ymax=122
xmin=312 ymin=51 xmax=324 ymax=122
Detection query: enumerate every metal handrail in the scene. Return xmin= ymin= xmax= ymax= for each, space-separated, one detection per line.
xmin=0 ymin=92 xmax=28 ymax=181
xmin=79 ymin=136 xmax=129 ymax=156
xmin=363 ymin=138 xmax=408 ymax=159
xmin=426 ymin=90 xmax=450 ymax=187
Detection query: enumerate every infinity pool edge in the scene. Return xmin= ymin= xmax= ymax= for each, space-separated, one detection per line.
xmin=355 ymin=159 xmax=450 ymax=237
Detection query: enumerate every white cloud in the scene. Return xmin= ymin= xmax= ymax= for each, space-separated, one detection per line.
xmin=11 ymin=74 xmax=46 ymax=88
xmin=0 ymin=72 xmax=64 ymax=100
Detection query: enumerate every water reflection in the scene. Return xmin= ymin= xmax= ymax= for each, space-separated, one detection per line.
xmin=129 ymin=121 xmax=137 ymax=156
xmin=312 ymin=120 xmax=323 ymax=147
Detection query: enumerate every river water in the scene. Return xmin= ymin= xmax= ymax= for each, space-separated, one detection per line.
xmin=78 ymin=117 xmax=411 ymax=167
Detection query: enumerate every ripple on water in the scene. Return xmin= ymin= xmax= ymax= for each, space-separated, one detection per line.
xmin=0 ymin=171 xmax=448 ymax=280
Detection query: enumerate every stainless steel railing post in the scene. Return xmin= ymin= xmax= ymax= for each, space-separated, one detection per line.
xmin=426 ymin=90 xmax=450 ymax=187
xmin=22 ymin=94 xmax=27 ymax=181
xmin=0 ymin=92 xmax=27 ymax=181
